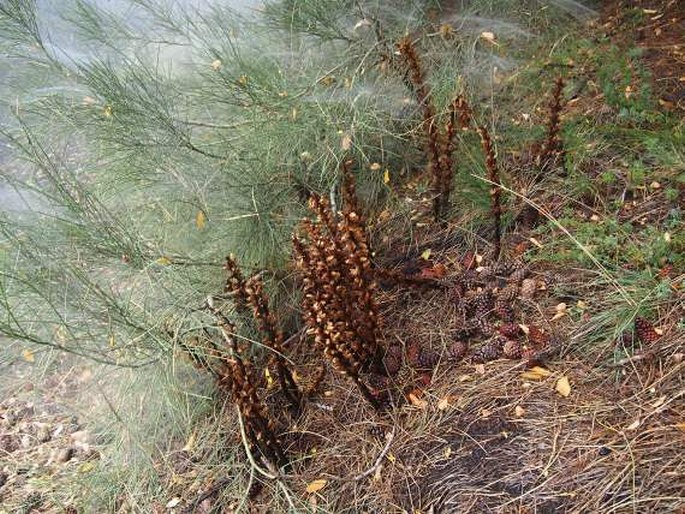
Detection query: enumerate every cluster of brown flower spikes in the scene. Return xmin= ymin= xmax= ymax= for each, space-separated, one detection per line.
xmin=203 ymin=297 xmax=287 ymax=467
xmin=224 ymin=256 xmax=301 ymax=412
xmin=292 ymin=162 xmax=383 ymax=410
xmin=397 ymin=37 xmax=465 ymax=223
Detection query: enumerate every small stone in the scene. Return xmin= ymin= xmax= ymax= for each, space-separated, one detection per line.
xmin=0 ymin=434 xmax=19 ymax=453
xmin=36 ymin=426 xmax=51 ymax=443
xmin=56 ymin=448 xmax=75 ymax=463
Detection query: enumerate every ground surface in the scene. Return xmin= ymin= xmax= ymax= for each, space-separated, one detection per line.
xmin=1 ymin=1 xmax=683 ymax=513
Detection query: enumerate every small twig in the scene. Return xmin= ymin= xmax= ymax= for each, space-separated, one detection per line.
xmin=282 ymin=327 xmax=305 ymax=347
xmin=237 ymin=408 xmax=300 ymax=512
xmin=181 ymin=476 xmax=234 ymax=514
xmin=324 ymin=429 xmax=395 ymax=482
xmin=236 ymin=406 xmax=277 ymax=480
xmin=608 ymin=351 xmax=654 ymax=368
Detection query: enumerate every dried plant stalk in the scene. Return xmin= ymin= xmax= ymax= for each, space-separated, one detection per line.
xmin=293 ymin=171 xmax=382 ymax=410
xmin=205 ymin=299 xmax=286 ymax=467
xmin=397 ymin=37 xmax=449 ymax=222
xmin=538 ymin=76 xmax=565 ymax=166
xmin=477 ymin=125 xmax=502 ymax=260
xmin=224 ymin=255 xmax=301 ymax=411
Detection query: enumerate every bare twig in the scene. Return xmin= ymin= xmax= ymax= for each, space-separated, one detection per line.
xmin=324 ymin=429 xmax=395 ymax=482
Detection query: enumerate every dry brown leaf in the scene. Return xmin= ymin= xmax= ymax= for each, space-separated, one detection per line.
xmin=514 ymin=405 xmax=525 ymax=417
xmin=555 ymin=376 xmax=571 ymax=397
xmin=306 ymin=479 xmax=327 ymax=494
xmin=480 ymin=31 xmax=497 ymax=44
xmin=437 ymin=397 xmax=451 ymax=411
xmin=651 ymin=396 xmax=667 ymax=409
xmin=625 ymin=419 xmax=641 ymax=431
xmin=551 ymin=302 xmax=568 ymax=321
xmin=520 ymin=366 xmax=552 ymax=381
xmin=166 ymin=497 xmax=181 ymax=508
xmin=182 ymin=430 xmax=196 ymax=452
xmin=529 ymin=237 xmax=543 ymax=248
xmin=341 ymin=133 xmax=352 ymax=151
xmin=408 ymin=391 xmax=428 ymax=409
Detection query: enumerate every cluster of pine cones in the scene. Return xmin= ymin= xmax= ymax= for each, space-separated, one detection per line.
xmin=384 ymin=258 xmax=561 ymax=378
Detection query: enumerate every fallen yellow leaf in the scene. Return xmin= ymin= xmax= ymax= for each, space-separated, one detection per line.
xmin=383 ymin=169 xmax=390 ymax=185
xmin=306 ymin=479 xmax=327 ymax=494
xmin=264 ymin=368 xmax=274 ymax=388
xmin=341 ymin=133 xmax=352 ymax=151
xmin=421 ymin=249 xmax=432 ymax=260
xmin=195 ymin=210 xmax=206 ymax=230
xmin=156 ymin=256 xmax=172 ymax=265
xmin=182 ymin=430 xmax=196 ymax=452
xmin=408 ymin=391 xmax=428 ymax=409
xmin=520 ymin=366 xmax=552 ymax=381
xmin=437 ymin=397 xmax=451 ymax=411
xmin=22 ymin=349 xmax=35 ymax=363
xmin=555 ymin=376 xmax=571 ymax=397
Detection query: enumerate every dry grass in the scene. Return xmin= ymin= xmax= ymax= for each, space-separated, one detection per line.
xmin=156 ymin=208 xmax=683 ymax=513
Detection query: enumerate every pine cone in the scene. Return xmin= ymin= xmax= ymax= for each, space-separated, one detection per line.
xmin=474 ymin=290 xmax=493 ymax=318
xmin=383 ymin=346 xmax=403 ymax=376
xmin=499 ymin=322 xmax=522 ymax=339
xmin=497 ymin=284 xmax=519 ymax=302
xmin=527 ymin=325 xmax=550 ymax=349
xmin=368 ymin=425 xmax=385 ymax=440
xmin=494 ymin=299 xmax=515 ymax=322
xmin=635 ymin=317 xmax=660 ymax=344
xmin=447 ymin=340 xmax=468 ymax=361
xmin=521 ymin=346 xmax=538 ymax=362
xmin=503 ymin=339 xmax=522 ymax=359
xmin=479 ymin=318 xmax=496 ymax=336
xmin=542 ymin=272 xmax=562 ymax=288
xmin=472 ymin=336 xmax=505 ymax=363
xmin=508 ymin=264 xmax=528 ymax=284
xmin=417 ymin=349 xmax=440 ymax=369
xmin=520 ymin=278 xmax=537 ymax=300
xmin=406 ymin=341 xmax=421 ymax=367
xmin=395 ymin=365 xmax=413 ymax=386
xmin=478 ymin=266 xmax=495 ymax=281
xmin=494 ymin=261 xmax=513 ymax=276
